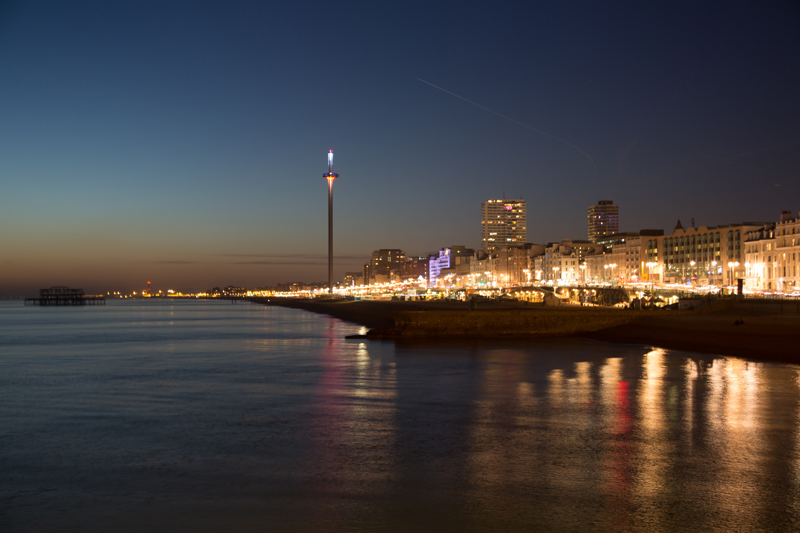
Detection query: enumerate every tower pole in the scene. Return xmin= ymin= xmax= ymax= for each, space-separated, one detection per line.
xmin=328 ymin=177 xmax=333 ymax=293
xmin=323 ymin=150 xmax=338 ymax=295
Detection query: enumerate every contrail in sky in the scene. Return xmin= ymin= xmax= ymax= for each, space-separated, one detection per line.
xmin=416 ymin=77 xmax=597 ymax=175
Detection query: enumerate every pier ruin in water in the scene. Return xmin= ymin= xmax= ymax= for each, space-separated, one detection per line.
xmin=25 ymin=286 xmax=105 ymax=306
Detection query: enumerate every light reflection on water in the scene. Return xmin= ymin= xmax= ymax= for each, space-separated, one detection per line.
xmin=1 ymin=300 xmax=799 ymax=531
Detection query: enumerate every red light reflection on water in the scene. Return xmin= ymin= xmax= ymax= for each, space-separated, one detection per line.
xmin=306 ymin=318 xmax=348 ymax=527
xmin=604 ymin=379 xmax=634 ymax=527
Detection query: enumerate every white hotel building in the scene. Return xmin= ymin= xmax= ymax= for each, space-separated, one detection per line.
xmin=745 ymin=211 xmax=800 ymax=292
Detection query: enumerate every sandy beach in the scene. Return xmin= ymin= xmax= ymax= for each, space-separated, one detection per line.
xmin=249 ymin=297 xmax=800 ymax=363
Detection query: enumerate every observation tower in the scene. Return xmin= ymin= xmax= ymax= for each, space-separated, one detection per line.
xmin=323 ymin=150 xmax=339 ymax=294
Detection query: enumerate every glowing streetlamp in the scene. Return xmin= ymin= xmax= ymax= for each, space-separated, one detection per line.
xmin=605 ymin=263 xmax=617 ymax=283
xmin=728 ymin=261 xmax=739 ymax=289
xmin=646 ymin=261 xmax=657 ymax=283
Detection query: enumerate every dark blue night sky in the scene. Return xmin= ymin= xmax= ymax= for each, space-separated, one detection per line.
xmin=1 ymin=1 xmax=798 ymax=294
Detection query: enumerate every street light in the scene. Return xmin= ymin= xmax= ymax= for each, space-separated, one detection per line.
xmin=605 ymin=263 xmax=617 ymax=283
xmin=728 ymin=261 xmax=739 ymax=290
xmin=645 ymin=261 xmax=656 ymax=278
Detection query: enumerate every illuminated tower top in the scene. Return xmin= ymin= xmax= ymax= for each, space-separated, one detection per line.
xmin=324 ymin=149 xmax=338 ymax=181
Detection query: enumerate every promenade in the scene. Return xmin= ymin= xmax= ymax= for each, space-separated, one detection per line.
xmin=250 ymin=297 xmax=800 ymax=364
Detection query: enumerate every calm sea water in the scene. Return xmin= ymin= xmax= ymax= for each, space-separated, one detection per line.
xmin=2 ymin=299 xmax=800 ymax=532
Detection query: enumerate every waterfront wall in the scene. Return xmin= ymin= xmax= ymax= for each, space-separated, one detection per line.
xmin=392 ymin=308 xmax=652 ymax=337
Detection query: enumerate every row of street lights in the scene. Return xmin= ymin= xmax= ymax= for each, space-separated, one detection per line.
xmin=603 ymin=263 xmax=617 ymax=282
xmin=643 ymin=259 xmax=742 ymax=288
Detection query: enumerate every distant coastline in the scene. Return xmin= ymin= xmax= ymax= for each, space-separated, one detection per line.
xmin=250 ymin=297 xmax=800 ymax=364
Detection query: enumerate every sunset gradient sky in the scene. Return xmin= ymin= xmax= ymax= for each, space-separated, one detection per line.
xmin=2 ymin=1 xmax=799 ymax=295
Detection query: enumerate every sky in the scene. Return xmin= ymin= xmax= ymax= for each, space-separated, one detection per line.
xmin=1 ymin=0 xmax=799 ymax=296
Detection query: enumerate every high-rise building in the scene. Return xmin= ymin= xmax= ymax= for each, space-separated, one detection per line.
xmin=481 ymin=199 xmax=526 ymax=251
xmin=587 ymin=200 xmax=619 ymax=243
xmin=363 ymin=249 xmax=405 ymax=284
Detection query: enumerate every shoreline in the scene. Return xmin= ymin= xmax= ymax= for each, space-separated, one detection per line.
xmin=248 ymin=297 xmax=800 ymax=364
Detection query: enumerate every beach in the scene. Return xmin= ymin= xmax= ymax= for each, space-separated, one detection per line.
xmin=249 ymin=297 xmax=800 ymax=363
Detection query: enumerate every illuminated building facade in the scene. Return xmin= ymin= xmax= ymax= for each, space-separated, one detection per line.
xmin=482 ymin=199 xmax=526 ymax=251
xmin=470 ymin=246 xmax=536 ymax=286
xmin=492 ymin=245 xmax=531 ymax=285
xmin=589 ymin=230 xmax=662 ymax=282
xmin=538 ymin=240 xmax=584 ymax=282
xmin=745 ymin=211 xmax=800 ymax=292
xmin=772 ymin=211 xmax=800 ymax=292
xmin=429 ymin=246 xmax=473 ymax=286
xmin=587 ymin=201 xmax=619 ymax=243
xmin=469 ymin=250 xmax=493 ymax=286
xmin=401 ymin=256 xmax=429 ymax=282
xmin=644 ymin=221 xmax=768 ymax=286
xmin=744 ymin=225 xmax=776 ymax=291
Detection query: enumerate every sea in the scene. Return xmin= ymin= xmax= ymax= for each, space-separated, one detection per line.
xmin=2 ymin=298 xmax=799 ymax=532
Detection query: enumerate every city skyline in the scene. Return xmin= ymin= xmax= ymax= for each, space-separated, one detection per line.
xmin=2 ymin=1 xmax=799 ymax=296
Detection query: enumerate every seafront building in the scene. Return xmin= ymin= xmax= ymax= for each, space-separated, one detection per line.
xmin=481 ymin=199 xmax=526 ymax=251
xmin=744 ymin=224 xmax=776 ymax=291
xmin=583 ymin=230 xmax=663 ymax=282
xmin=643 ymin=220 xmax=769 ymax=286
xmin=337 ymin=206 xmax=799 ymax=295
xmin=492 ymin=245 xmax=533 ymax=285
xmin=745 ymin=211 xmax=800 ymax=292
xmin=401 ymin=256 xmax=429 ymax=282
xmin=774 ymin=211 xmax=800 ymax=292
xmin=429 ymin=246 xmax=473 ymax=286
xmin=534 ymin=240 xmax=586 ymax=282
